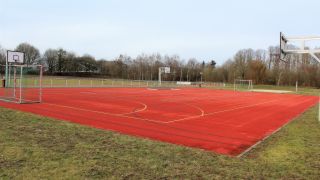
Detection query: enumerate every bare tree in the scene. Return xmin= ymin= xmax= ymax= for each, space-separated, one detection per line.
xmin=0 ymin=45 xmax=6 ymax=65
xmin=57 ymin=48 xmax=66 ymax=73
xmin=43 ymin=49 xmax=58 ymax=74
xmin=15 ymin=43 xmax=40 ymax=65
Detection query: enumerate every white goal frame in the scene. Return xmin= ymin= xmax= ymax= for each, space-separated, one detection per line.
xmin=234 ymin=79 xmax=253 ymax=91
xmin=0 ymin=64 xmax=43 ymax=104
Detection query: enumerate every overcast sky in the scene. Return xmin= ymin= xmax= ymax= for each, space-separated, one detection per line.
xmin=1 ymin=0 xmax=319 ymax=64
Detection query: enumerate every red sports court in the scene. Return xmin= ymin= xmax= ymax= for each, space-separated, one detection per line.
xmin=0 ymin=87 xmax=318 ymax=156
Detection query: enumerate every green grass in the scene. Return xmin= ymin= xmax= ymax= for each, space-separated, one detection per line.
xmin=1 ymin=89 xmax=320 ymax=178
xmin=0 ymin=83 xmax=319 ymax=178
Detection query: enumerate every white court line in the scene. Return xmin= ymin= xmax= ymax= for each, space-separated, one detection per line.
xmin=122 ymin=102 xmax=148 ymax=115
xmin=238 ymin=97 xmax=318 ymax=157
xmin=184 ymin=103 xmax=205 ymax=117
xmin=44 ymin=91 xmax=149 ymax=115
xmin=80 ymin=92 xmax=97 ymax=94
xmin=165 ymin=99 xmax=279 ymax=124
xmin=43 ymin=102 xmax=163 ymax=124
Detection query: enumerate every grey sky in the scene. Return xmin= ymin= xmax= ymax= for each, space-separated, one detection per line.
xmin=1 ymin=0 xmax=319 ymax=64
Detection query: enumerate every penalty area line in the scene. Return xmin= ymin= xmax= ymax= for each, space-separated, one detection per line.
xmin=43 ymin=102 xmax=164 ymax=124
xmin=165 ymin=99 xmax=279 ymax=124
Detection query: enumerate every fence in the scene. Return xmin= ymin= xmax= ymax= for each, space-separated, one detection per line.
xmin=40 ymin=77 xmax=230 ymax=89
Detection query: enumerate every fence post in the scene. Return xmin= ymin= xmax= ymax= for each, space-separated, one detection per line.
xmin=65 ymin=79 xmax=68 ymax=87
xmin=51 ymin=79 xmax=53 ymax=88
xmin=91 ymin=80 xmax=93 ymax=87
xmin=78 ymin=79 xmax=81 ymax=87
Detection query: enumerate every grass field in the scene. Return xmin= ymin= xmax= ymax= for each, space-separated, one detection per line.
xmin=0 ymin=85 xmax=320 ymax=179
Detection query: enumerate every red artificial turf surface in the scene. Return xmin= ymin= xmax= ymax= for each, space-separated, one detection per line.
xmin=0 ymin=88 xmax=318 ymax=156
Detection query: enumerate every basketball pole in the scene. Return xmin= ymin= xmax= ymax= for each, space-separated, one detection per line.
xmin=158 ymin=68 xmax=162 ymax=86
xmin=5 ymin=51 xmax=8 ymax=87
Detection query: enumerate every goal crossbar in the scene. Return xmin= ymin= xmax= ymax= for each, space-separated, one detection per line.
xmin=234 ymin=79 xmax=253 ymax=91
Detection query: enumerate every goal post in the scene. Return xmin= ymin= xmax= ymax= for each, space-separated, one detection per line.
xmin=0 ymin=65 xmax=43 ymax=104
xmin=234 ymin=79 xmax=253 ymax=91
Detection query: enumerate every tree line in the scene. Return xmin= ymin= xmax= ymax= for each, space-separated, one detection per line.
xmin=0 ymin=43 xmax=319 ymax=87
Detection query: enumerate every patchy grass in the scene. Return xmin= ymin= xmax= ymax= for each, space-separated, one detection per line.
xmin=0 ymin=86 xmax=320 ymax=179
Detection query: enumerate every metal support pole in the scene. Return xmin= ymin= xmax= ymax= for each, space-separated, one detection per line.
xmin=39 ymin=65 xmax=43 ymax=103
xmin=5 ymin=51 xmax=8 ymax=87
xmin=8 ymin=66 xmax=11 ymax=87
xmin=159 ymin=68 xmax=162 ymax=86
xmin=19 ymin=66 xmax=23 ymax=103
xmin=13 ymin=66 xmax=16 ymax=98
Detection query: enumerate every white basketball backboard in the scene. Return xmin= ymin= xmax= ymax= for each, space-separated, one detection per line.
xmin=7 ymin=50 xmax=24 ymax=63
xmin=164 ymin=67 xmax=170 ymax=73
xmin=280 ymin=32 xmax=320 ymax=63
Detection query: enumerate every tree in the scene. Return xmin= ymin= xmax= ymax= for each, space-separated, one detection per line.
xmin=43 ymin=49 xmax=58 ymax=74
xmin=210 ymin=60 xmax=216 ymax=68
xmin=248 ymin=60 xmax=267 ymax=84
xmin=78 ymin=54 xmax=97 ymax=72
xmin=15 ymin=43 xmax=40 ymax=65
xmin=0 ymin=45 xmax=6 ymax=65
xmin=63 ymin=52 xmax=77 ymax=72
xmin=57 ymin=48 xmax=66 ymax=73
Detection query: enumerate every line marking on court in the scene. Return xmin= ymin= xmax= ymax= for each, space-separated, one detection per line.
xmin=184 ymin=103 xmax=205 ymax=117
xmin=234 ymin=97 xmax=314 ymax=127
xmin=44 ymin=91 xmax=149 ymax=115
xmin=80 ymin=92 xmax=97 ymax=94
xmin=165 ymin=99 xmax=279 ymax=123
xmin=237 ymin=97 xmax=318 ymax=157
xmin=43 ymin=102 xmax=163 ymax=124
xmin=122 ymin=102 xmax=148 ymax=115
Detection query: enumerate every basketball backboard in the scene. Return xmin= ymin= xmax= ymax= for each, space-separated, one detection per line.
xmin=164 ymin=67 xmax=170 ymax=73
xmin=279 ymin=32 xmax=320 ymax=63
xmin=159 ymin=67 xmax=170 ymax=73
xmin=7 ymin=50 xmax=24 ymax=64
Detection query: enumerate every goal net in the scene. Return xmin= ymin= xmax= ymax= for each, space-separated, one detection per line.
xmin=234 ymin=79 xmax=253 ymax=91
xmin=0 ymin=65 xmax=43 ymax=103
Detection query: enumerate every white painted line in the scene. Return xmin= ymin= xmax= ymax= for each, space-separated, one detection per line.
xmin=44 ymin=102 xmax=164 ymax=124
xmin=165 ymin=100 xmax=278 ymax=123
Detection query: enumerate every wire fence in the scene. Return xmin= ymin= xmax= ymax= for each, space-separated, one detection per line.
xmin=40 ymin=77 xmax=232 ymax=89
